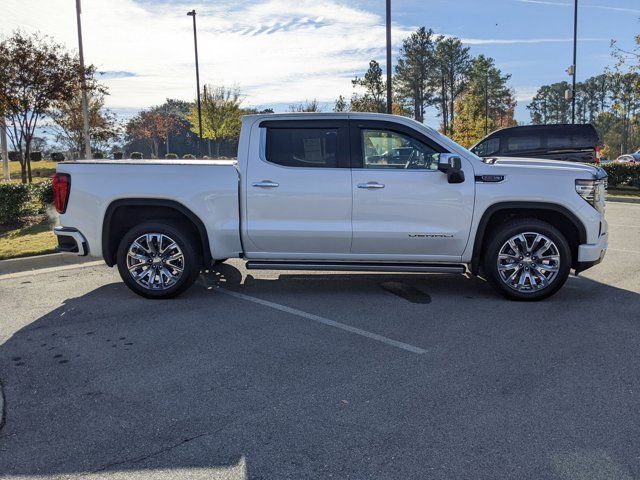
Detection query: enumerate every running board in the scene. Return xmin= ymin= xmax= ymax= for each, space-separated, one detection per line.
xmin=246 ymin=261 xmax=466 ymax=274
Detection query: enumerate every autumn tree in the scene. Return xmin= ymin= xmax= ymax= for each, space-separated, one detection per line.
xmin=451 ymin=55 xmax=516 ymax=147
xmin=49 ymin=88 xmax=119 ymax=157
xmin=126 ymin=110 xmax=178 ymax=158
xmin=188 ymin=85 xmax=243 ymax=157
xmin=0 ymin=31 xmax=93 ymax=182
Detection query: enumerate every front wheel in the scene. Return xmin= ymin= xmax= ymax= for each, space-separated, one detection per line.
xmin=116 ymin=221 xmax=202 ymax=299
xmin=482 ymin=219 xmax=571 ymax=301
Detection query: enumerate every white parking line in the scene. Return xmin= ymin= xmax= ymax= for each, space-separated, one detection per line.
xmin=608 ymin=248 xmax=640 ymax=255
xmin=215 ymin=287 xmax=427 ymax=355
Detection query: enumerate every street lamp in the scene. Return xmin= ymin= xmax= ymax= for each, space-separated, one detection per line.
xmin=571 ymin=0 xmax=578 ymax=124
xmin=75 ymin=0 xmax=92 ymax=160
xmin=385 ymin=0 xmax=392 ymax=114
xmin=187 ymin=9 xmax=203 ymax=157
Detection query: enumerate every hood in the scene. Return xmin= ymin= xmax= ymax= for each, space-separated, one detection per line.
xmin=486 ymin=156 xmax=601 ymax=177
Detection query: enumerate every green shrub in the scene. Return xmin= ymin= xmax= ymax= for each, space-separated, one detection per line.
xmin=599 ymin=163 xmax=640 ymax=188
xmin=165 ymin=153 xmax=178 ymax=159
xmin=182 ymin=154 xmax=196 ymax=159
xmin=9 ymin=151 xmax=21 ymax=162
xmin=93 ymin=152 xmax=104 ymax=159
xmin=113 ymin=152 xmax=123 ymax=160
xmin=131 ymin=152 xmax=143 ymax=159
xmin=30 ymin=151 xmax=43 ymax=162
xmin=50 ymin=152 xmax=66 ymax=162
xmin=0 ymin=183 xmax=31 ymax=225
xmin=32 ymin=179 xmax=54 ymax=208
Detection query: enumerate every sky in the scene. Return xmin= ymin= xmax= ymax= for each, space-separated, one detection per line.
xmin=1 ymin=0 xmax=639 ymax=128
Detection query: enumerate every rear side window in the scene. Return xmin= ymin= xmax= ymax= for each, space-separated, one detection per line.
xmin=266 ymin=128 xmax=340 ymax=168
xmin=505 ymin=136 xmax=541 ymax=152
xmin=547 ymin=134 xmax=595 ymax=149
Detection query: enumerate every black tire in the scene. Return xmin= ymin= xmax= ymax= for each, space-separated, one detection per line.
xmin=116 ymin=221 xmax=202 ymax=299
xmin=482 ymin=218 xmax=571 ymax=301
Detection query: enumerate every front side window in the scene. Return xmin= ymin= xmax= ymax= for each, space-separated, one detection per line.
xmin=266 ymin=128 xmax=339 ymax=168
xmin=362 ymin=129 xmax=439 ymax=170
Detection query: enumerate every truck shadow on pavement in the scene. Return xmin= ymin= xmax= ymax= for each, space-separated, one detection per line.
xmin=1 ymin=263 xmax=639 ymax=479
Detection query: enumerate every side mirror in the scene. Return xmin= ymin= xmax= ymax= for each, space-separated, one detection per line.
xmin=437 ymin=153 xmax=461 ymax=172
xmin=437 ymin=154 xmax=465 ymax=184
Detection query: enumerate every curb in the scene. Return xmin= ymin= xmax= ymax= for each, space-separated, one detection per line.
xmin=0 ymin=253 xmax=97 ymax=276
xmin=608 ymin=195 xmax=640 ymax=204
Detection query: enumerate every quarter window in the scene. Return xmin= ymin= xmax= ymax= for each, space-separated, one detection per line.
xmin=473 ymin=138 xmax=500 ymax=156
xmin=266 ymin=128 xmax=339 ymax=168
xmin=362 ymin=129 xmax=439 ymax=170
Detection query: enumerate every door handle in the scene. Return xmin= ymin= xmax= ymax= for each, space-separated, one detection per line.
xmin=357 ymin=182 xmax=385 ymax=189
xmin=252 ymin=181 xmax=279 ymax=188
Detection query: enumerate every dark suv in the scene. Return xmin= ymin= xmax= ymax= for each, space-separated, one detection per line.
xmin=471 ymin=124 xmax=602 ymax=163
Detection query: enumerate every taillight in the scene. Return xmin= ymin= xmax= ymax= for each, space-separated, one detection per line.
xmin=594 ymin=145 xmax=602 ymax=164
xmin=52 ymin=173 xmax=71 ymax=214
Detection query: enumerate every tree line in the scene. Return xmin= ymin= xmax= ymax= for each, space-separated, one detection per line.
xmin=2 ymin=26 xmax=639 ymax=184
xmin=334 ymin=27 xmax=517 ymax=148
xmin=529 ymin=31 xmax=640 ymax=157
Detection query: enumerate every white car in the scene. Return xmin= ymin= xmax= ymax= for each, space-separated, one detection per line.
xmin=52 ymin=113 xmax=608 ymax=301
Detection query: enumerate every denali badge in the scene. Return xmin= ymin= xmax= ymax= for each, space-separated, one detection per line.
xmin=409 ymin=233 xmax=454 ymax=238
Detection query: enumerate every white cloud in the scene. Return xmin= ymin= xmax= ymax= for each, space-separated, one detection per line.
xmin=0 ymin=0 xmax=615 ymax=116
xmin=516 ymin=0 xmax=640 ymax=14
xmin=0 ymin=0 xmax=413 ymax=110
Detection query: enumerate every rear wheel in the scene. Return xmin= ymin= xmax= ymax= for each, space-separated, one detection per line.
xmin=482 ymin=219 xmax=571 ymax=301
xmin=116 ymin=221 xmax=202 ymax=299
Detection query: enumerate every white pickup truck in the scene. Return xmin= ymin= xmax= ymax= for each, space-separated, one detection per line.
xmin=52 ymin=113 xmax=608 ymax=300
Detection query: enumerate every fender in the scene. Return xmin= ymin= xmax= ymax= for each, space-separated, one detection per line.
xmin=470 ymin=201 xmax=587 ymax=275
xmin=102 ymin=198 xmax=212 ymax=267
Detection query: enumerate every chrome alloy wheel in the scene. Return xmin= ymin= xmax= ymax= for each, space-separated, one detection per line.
xmin=126 ymin=233 xmax=185 ymax=290
xmin=497 ymin=232 xmax=560 ymax=293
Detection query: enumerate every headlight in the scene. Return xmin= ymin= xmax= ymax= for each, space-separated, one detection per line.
xmin=576 ymin=179 xmax=606 ymax=213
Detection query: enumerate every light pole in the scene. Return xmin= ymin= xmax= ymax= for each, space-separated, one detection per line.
xmin=385 ymin=0 xmax=392 ymax=114
xmin=571 ymin=0 xmax=578 ymax=124
xmin=484 ymin=72 xmax=489 ymax=136
xmin=75 ymin=0 xmax=92 ymax=160
xmin=187 ymin=9 xmax=203 ymax=156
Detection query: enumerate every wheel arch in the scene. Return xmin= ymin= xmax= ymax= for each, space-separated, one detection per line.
xmin=102 ymin=199 xmax=212 ymax=268
xmin=471 ymin=201 xmax=587 ymax=275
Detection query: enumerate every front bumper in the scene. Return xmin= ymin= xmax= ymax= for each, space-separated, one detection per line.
xmin=576 ymin=229 xmax=607 ymax=273
xmin=53 ymin=227 xmax=88 ymax=256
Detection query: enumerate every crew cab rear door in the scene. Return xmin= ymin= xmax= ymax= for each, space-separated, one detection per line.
xmin=244 ymin=120 xmax=352 ymax=256
xmin=349 ymin=120 xmax=474 ymax=260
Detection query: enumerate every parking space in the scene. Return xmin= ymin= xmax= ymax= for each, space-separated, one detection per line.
xmin=0 ymin=203 xmax=639 ymax=479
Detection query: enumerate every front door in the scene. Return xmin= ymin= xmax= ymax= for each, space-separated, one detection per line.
xmin=350 ymin=120 xmax=475 ymax=261
xmin=245 ymin=120 xmax=352 ymax=257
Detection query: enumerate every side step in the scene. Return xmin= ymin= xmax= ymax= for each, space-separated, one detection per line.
xmin=246 ymin=261 xmax=466 ymax=274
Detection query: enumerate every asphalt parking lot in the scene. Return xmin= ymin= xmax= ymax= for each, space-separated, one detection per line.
xmin=0 ymin=202 xmax=639 ymax=480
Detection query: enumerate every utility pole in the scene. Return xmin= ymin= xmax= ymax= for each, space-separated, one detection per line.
xmin=187 ymin=10 xmax=203 ymax=157
xmin=484 ymin=72 xmax=489 ymax=136
xmin=385 ymin=0 xmax=392 ymax=114
xmin=571 ymin=0 xmax=578 ymax=124
xmin=75 ymin=0 xmax=92 ymax=160
xmin=1 ymin=116 xmax=9 ymax=181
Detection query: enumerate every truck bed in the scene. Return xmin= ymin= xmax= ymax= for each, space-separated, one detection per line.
xmin=55 ymin=159 xmax=242 ymax=262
